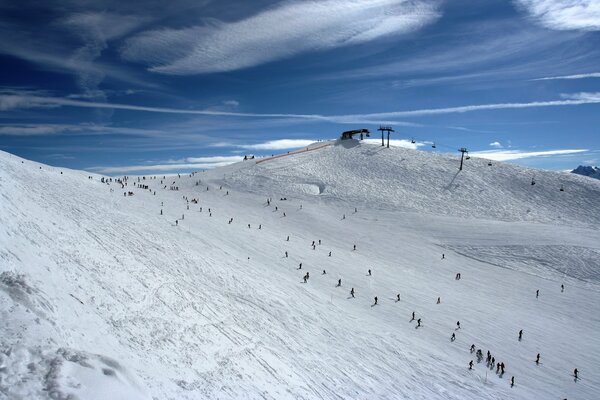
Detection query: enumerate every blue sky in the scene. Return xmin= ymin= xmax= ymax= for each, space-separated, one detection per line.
xmin=0 ymin=0 xmax=599 ymax=174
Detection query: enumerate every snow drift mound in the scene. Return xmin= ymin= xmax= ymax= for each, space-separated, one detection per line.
xmin=217 ymin=140 xmax=600 ymax=227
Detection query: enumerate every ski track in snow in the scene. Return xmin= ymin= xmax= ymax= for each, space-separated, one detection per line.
xmin=1 ymin=141 xmax=599 ymax=399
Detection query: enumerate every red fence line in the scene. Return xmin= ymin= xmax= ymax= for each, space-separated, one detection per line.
xmin=255 ymin=142 xmax=333 ymax=164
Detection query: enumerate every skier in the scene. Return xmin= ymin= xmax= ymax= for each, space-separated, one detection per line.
xmin=312 ymin=241 xmax=315 ymax=246
xmin=337 ymin=279 xmax=341 ymax=287
xmin=285 ymin=251 xmax=288 ymax=258
xmin=342 ymin=214 xmax=346 ymax=220
xmin=442 ymin=253 xmax=445 ymax=259
xmin=411 ymin=311 xmax=415 ymax=321
xmin=469 ymin=360 xmax=473 ymax=370
xmin=175 ymin=220 xmax=178 ymax=226
xmin=353 ymin=244 xmax=356 ymax=251
xmin=536 ymin=353 xmax=540 ymax=364
xmin=286 ymin=235 xmax=290 ymax=241
xmin=283 ymin=212 xmax=286 ymax=217
xmin=536 ymin=289 xmax=539 ymax=298
xmin=350 ymin=288 xmax=355 ymax=298
xmin=318 ymin=239 xmax=321 ymax=245
xmin=368 ymin=269 xmax=371 ymax=276
xmin=303 ymin=274 xmax=308 ymax=283
xmin=417 ymin=318 xmax=421 ymax=327
xmin=374 ymin=296 xmax=378 ymax=305
xmin=248 ymin=224 xmax=251 ymax=229
xmin=259 ymin=224 xmax=262 ymax=230
xmin=437 ymin=297 xmax=440 ymax=304
xmin=501 ymin=362 xmax=505 ymax=374
xmin=160 ymin=209 xmax=163 ymax=215
xmin=574 ymin=368 xmax=578 ymax=379
xmin=451 ymin=333 xmax=455 ymax=341
xmin=519 ymin=329 xmax=523 ymax=340
xmin=496 ymin=363 xmax=501 ymax=373
xmin=510 ymin=376 xmax=514 ymax=387
xmin=396 ymin=294 xmax=400 ymax=302
xmin=328 ymin=251 xmax=332 ymax=257
xmin=561 ymin=284 xmax=564 ymax=292
xmin=322 ymin=269 xmax=326 ymax=275
xmin=298 ymin=263 xmax=302 ymax=270
xmin=456 ymin=321 xmax=461 ymax=329
xmin=470 ymin=344 xmax=476 ymax=353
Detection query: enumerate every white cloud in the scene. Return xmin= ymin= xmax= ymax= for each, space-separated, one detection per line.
xmin=533 ymin=72 xmax=600 ymax=80
xmin=223 ymin=100 xmax=239 ymax=107
xmin=238 ymin=139 xmax=316 ymax=150
xmin=185 ymin=156 xmax=243 ymax=163
xmin=561 ymin=91 xmax=600 ymax=101
xmin=89 ymin=160 xmax=238 ymax=174
xmin=470 ymin=149 xmax=588 ymax=161
xmin=2 ymin=91 xmax=600 ymax=121
xmin=0 ymin=123 xmax=162 ymax=137
xmin=515 ymin=0 xmax=600 ymax=31
xmin=489 ymin=141 xmax=503 ymax=148
xmin=362 ymin=138 xmax=424 ymax=149
xmin=121 ymin=0 xmax=440 ymax=74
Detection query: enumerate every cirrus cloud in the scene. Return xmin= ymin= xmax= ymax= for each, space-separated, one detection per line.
xmin=515 ymin=0 xmax=600 ymax=31
xmin=121 ymin=0 xmax=441 ymax=74
xmin=470 ymin=148 xmax=588 ymax=161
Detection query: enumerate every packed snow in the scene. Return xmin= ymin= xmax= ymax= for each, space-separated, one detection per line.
xmin=1 ymin=139 xmax=599 ymax=399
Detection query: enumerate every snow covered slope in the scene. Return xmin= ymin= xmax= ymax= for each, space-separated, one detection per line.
xmin=1 ymin=141 xmax=599 ymax=400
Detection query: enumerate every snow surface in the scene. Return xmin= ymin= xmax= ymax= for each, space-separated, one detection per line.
xmin=1 ymin=140 xmax=599 ymax=399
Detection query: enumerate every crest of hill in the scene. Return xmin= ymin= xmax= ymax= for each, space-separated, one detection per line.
xmin=212 ymin=140 xmax=600 ymax=227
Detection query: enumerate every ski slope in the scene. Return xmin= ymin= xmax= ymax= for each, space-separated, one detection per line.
xmin=1 ymin=140 xmax=599 ymax=400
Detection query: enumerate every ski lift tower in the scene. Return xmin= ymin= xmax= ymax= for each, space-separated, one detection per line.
xmin=378 ymin=126 xmax=394 ymax=147
xmin=458 ymin=148 xmax=468 ymax=171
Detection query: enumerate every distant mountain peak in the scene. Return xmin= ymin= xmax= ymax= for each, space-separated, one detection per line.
xmin=571 ymin=165 xmax=600 ymax=180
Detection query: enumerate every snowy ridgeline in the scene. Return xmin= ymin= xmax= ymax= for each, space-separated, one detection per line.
xmin=1 ymin=142 xmax=599 ymax=400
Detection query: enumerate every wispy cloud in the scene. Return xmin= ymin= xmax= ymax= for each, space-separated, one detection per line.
xmin=2 ymin=91 xmax=600 ymax=121
xmin=185 ymin=155 xmax=242 ymax=163
xmin=237 ymin=139 xmax=317 ymax=150
xmin=62 ymin=12 xmax=148 ymax=97
xmin=0 ymin=123 xmax=163 ymax=137
xmin=514 ymin=0 xmax=600 ymax=31
xmin=89 ymin=158 xmax=241 ymax=174
xmin=319 ymin=22 xmax=587 ymax=83
xmin=470 ymin=149 xmax=588 ymax=161
xmin=533 ymin=72 xmax=600 ymax=80
xmin=121 ymin=0 xmax=441 ymax=74
xmin=489 ymin=141 xmax=503 ymax=148
xmin=362 ymin=138 xmax=424 ymax=149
